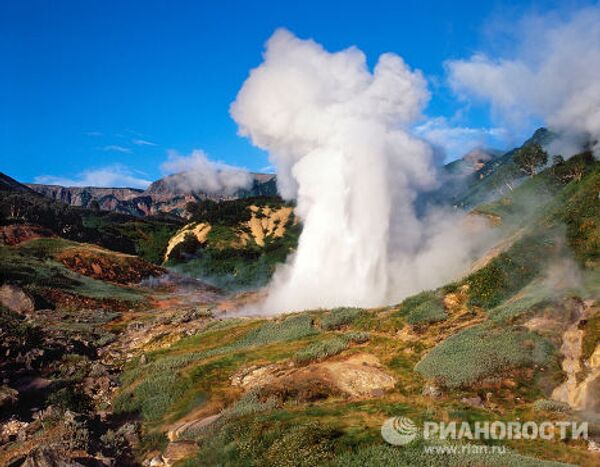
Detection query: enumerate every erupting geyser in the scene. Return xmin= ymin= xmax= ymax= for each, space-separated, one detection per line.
xmin=232 ymin=29 xmax=485 ymax=312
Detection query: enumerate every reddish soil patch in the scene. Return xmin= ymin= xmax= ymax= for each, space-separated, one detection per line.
xmin=37 ymin=288 xmax=141 ymax=313
xmin=56 ymin=247 xmax=166 ymax=284
xmin=0 ymin=224 xmax=54 ymax=246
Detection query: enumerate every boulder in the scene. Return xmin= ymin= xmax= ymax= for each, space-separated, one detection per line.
xmin=0 ymin=284 xmax=35 ymax=314
xmin=162 ymin=441 xmax=199 ymax=466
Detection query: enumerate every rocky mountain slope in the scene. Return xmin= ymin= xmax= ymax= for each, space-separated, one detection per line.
xmin=27 ymin=173 xmax=277 ymax=217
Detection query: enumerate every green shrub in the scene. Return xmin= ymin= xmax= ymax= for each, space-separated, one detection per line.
xmin=533 ymin=399 xmax=571 ymax=413
xmin=415 ymin=323 xmax=554 ymax=389
xmin=335 ymin=442 xmax=568 ymax=466
xmin=344 ymin=331 xmax=370 ymax=344
xmin=47 ymin=386 xmax=92 ymax=413
xmin=406 ymin=300 xmax=447 ymax=325
xmin=321 ymin=307 xmax=364 ymax=330
xmin=293 ymin=336 xmax=349 ymax=364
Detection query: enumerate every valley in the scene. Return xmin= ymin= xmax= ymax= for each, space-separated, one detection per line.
xmin=1 ymin=131 xmax=599 ymax=465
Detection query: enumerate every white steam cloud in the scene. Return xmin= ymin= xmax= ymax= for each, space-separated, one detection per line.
xmin=160 ymin=149 xmax=252 ymax=195
xmin=447 ymin=5 xmax=600 ymax=156
xmin=232 ymin=29 xmax=490 ymax=312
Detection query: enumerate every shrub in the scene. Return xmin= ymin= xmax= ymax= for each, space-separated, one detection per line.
xmin=406 ymin=300 xmax=447 ymax=325
xmin=415 ymin=323 xmax=554 ymax=389
xmin=320 ymin=307 xmax=364 ymax=330
xmin=293 ymin=336 xmax=349 ymax=364
xmin=533 ymin=399 xmax=571 ymax=413
xmin=395 ymin=290 xmax=446 ymax=323
xmin=335 ymin=442 xmax=567 ymax=466
xmin=344 ymin=331 xmax=369 ymax=344
xmin=264 ymin=422 xmax=339 ymax=466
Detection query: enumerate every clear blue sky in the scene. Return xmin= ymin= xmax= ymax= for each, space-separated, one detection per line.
xmin=0 ymin=0 xmax=572 ymax=187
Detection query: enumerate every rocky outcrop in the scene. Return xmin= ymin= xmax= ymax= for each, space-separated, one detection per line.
xmin=0 ymin=284 xmax=35 ymax=314
xmin=231 ymin=353 xmax=395 ymax=399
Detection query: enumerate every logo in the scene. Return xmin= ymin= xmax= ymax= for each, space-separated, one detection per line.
xmin=381 ymin=416 xmax=418 ymax=446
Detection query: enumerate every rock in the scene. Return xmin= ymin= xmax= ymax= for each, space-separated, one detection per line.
xmin=422 ymin=384 xmax=443 ymax=399
xmin=148 ymin=456 xmax=165 ymax=466
xmin=0 ymin=385 xmax=19 ymax=411
xmin=168 ymin=414 xmax=221 ymax=441
xmin=0 ymin=284 xmax=35 ymax=314
xmin=1 ymin=418 xmax=29 ymax=443
xmin=23 ymin=446 xmax=86 ymax=467
xmin=461 ymin=396 xmax=483 ymax=408
xmin=162 ymin=441 xmax=199 ymax=466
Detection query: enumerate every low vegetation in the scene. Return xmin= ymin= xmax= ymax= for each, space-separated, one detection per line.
xmin=320 ymin=307 xmax=365 ymax=330
xmin=415 ymin=323 xmax=554 ymax=389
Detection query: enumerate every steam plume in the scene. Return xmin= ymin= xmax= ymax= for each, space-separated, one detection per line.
xmin=161 ymin=149 xmax=252 ymax=195
xmin=232 ymin=29 xmax=488 ymax=312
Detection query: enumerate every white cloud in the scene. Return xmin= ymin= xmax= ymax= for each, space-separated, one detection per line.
xmin=447 ymin=5 xmax=600 ymax=157
xmin=160 ymin=149 xmax=252 ymax=194
xmin=100 ymin=145 xmax=132 ymax=154
xmin=414 ymin=117 xmax=506 ymax=161
xmin=132 ymin=139 xmax=158 ymax=147
xmin=35 ymin=164 xmax=151 ymax=189
xmin=83 ymin=131 xmax=103 ymax=137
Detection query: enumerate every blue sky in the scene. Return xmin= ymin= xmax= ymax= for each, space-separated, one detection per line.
xmin=0 ymin=0 xmax=581 ymax=187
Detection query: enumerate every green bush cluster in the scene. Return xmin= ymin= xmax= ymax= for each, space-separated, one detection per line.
xmin=415 ymin=323 xmax=554 ymax=389
xmin=533 ymin=399 xmax=571 ymax=413
xmin=293 ymin=336 xmax=349 ymax=364
xmin=320 ymin=307 xmax=365 ymax=330
xmin=334 ymin=442 xmax=568 ymax=467
xmin=406 ymin=300 xmax=447 ymax=325
xmin=182 ymin=417 xmax=339 ymax=467
xmin=293 ymin=331 xmax=370 ymax=364
xmin=395 ymin=290 xmax=445 ymax=322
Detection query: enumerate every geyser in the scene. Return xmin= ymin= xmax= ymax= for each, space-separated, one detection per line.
xmin=232 ymin=29 xmax=486 ymax=312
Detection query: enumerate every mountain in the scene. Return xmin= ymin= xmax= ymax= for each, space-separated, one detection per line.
xmin=0 ymin=171 xmax=39 ymax=194
xmin=27 ymin=172 xmax=278 ymax=217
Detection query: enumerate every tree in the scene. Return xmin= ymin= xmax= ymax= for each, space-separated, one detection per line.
xmin=513 ymin=143 xmax=548 ymax=177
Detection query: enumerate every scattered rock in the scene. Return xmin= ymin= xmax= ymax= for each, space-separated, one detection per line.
xmin=0 ymin=284 xmax=35 ymax=314
xmin=422 ymin=384 xmax=443 ymax=399
xmin=460 ymin=396 xmax=483 ymax=408
xmin=162 ymin=441 xmax=199 ymax=466
xmin=22 ymin=446 xmax=85 ymax=466
xmin=1 ymin=418 xmax=29 ymax=443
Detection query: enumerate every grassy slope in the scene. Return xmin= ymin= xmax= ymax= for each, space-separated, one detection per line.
xmin=0 ymin=237 xmax=145 ymax=306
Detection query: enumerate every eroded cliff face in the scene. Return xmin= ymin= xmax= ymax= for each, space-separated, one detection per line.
xmin=163 ymin=205 xmax=294 ymax=263
xmin=552 ymin=301 xmax=600 ymax=413
xmin=27 ymin=173 xmax=277 ymax=217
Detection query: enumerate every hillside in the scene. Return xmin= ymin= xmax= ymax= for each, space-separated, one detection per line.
xmin=27 ymin=172 xmax=277 ymax=218
xmin=165 ymin=197 xmax=300 ymax=290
